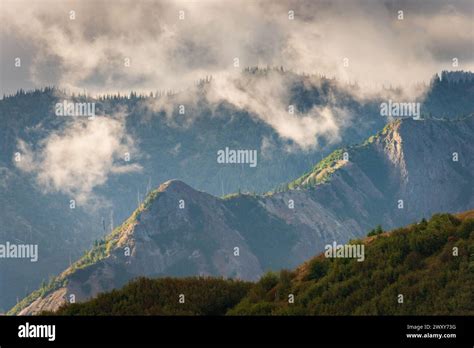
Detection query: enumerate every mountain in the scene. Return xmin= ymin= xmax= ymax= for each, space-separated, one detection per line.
xmin=2 ymin=70 xmax=473 ymax=311
xmin=9 ymin=115 xmax=474 ymax=315
xmin=0 ymin=166 xmax=97 ymax=310
xmin=43 ymin=210 xmax=474 ymax=315
xmin=2 ymin=70 xmax=382 ymax=311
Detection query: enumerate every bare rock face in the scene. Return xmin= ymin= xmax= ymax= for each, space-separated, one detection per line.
xmin=17 ymin=288 xmax=67 ymax=316
xmin=14 ymin=117 xmax=474 ymax=315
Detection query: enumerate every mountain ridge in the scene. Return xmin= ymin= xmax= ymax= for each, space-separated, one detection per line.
xmin=9 ymin=115 xmax=474 ymax=315
xmin=41 ymin=209 xmax=474 ymax=316
xmin=2 ymin=70 xmax=473 ymax=311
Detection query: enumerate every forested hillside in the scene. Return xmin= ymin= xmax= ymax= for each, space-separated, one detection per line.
xmin=11 ymin=115 xmax=474 ymax=315
xmin=44 ymin=211 xmax=474 ymax=316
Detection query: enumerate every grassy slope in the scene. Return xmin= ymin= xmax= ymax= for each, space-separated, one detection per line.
xmin=229 ymin=211 xmax=474 ymax=315
xmin=7 ymin=190 xmax=157 ymax=315
xmin=282 ymin=120 xmax=397 ymax=192
xmin=46 ymin=210 xmax=474 ymax=315
xmin=44 ymin=278 xmax=252 ymax=316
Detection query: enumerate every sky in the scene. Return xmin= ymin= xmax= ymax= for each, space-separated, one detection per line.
xmin=3 ymin=0 xmax=473 ymax=201
xmin=1 ymin=0 xmax=473 ymax=96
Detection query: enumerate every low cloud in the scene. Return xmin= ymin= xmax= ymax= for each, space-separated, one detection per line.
xmin=140 ymin=70 xmax=349 ymax=148
xmin=1 ymin=0 xmax=472 ymax=97
xmin=2 ymin=0 xmax=472 ymax=148
xmin=206 ymin=72 xmax=347 ymax=149
xmin=16 ymin=115 xmax=141 ymax=203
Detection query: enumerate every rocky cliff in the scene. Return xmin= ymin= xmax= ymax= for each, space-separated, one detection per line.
xmin=11 ymin=116 xmax=474 ymax=315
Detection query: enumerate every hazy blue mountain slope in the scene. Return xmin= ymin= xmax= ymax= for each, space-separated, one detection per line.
xmin=42 ymin=210 xmax=474 ymax=316
xmin=10 ymin=116 xmax=473 ymax=315
xmin=2 ymin=70 xmax=473 ymax=311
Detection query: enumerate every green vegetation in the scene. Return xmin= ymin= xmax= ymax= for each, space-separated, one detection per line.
xmin=8 ymin=188 xmax=164 ymax=315
xmin=58 ymin=188 xmax=162 ymax=274
xmin=272 ymin=119 xmax=403 ymax=194
xmin=367 ymin=225 xmax=384 ymax=237
xmin=42 ymin=211 xmax=474 ymax=316
xmin=286 ymin=149 xmax=345 ymax=190
xmin=8 ymin=277 xmax=67 ymax=315
xmin=221 ymin=192 xmax=242 ymax=200
xmin=45 ymin=277 xmax=252 ymax=316
xmin=142 ymin=189 xmax=161 ymax=210
xmin=230 ymin=212 xmax=474 ymax=315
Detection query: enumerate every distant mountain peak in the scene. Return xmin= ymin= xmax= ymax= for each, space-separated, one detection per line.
xmin=10 ymin=116 xmax=474 ymax=315
xmin=158 ymin=179 xmax=195 ymax=193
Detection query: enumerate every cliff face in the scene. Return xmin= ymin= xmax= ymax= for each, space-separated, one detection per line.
xmin=46 ymin=210 xmax=474 ymax=316
xmin=3 ymin=72 xmax=474 ymax=313
xmin=13 ymin=116 xmax=474 ymax=315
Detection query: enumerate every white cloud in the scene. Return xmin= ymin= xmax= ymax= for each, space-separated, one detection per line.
xmin=1 ymin=0 xmax=472 ymax=96
xmin=206 ymin=71 xmax=347 ymax=149
xmin=2 ymin=0 xmax=473 ymax=148
xmin=16 ymin=115 xmax=141 ymax=203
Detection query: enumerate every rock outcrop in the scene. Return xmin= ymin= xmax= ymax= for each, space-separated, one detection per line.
xmin=13 ymin=116 xmax=474 ymax=315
